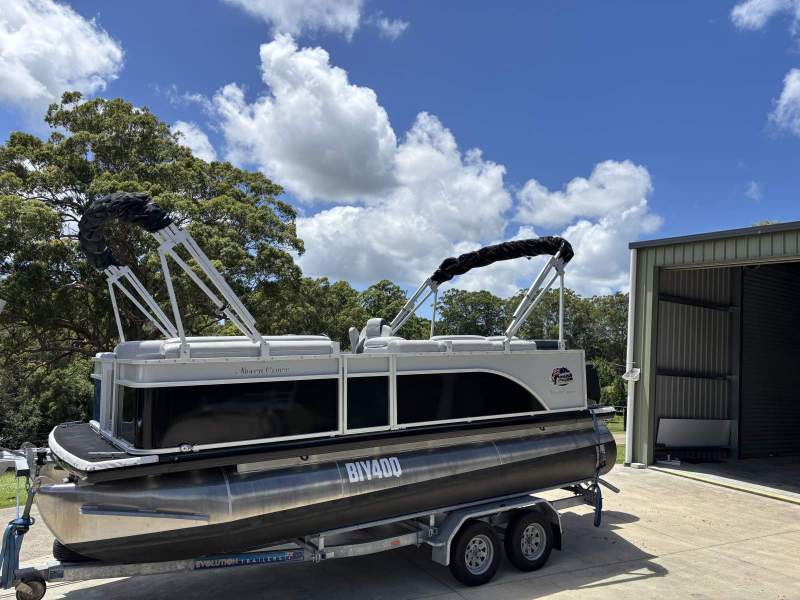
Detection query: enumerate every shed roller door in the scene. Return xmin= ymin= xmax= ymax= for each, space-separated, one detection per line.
xmin=740 ymin=264 xmax=800 ymax=458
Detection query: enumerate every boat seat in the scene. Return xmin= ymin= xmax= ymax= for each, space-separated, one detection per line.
xmin=363 ymin=337 xmax=446 ymax=353
xmin=116 ymin=335 xmax=337 ymax=360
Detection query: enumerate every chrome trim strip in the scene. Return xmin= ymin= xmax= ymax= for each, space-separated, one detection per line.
xmin=80 ymin=505 xmax=210 ymax=522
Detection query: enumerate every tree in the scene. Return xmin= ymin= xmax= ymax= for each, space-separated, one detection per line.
xmin=0 ymin=92 xmax=303 ymax=444
xmin=435 ymin=289 xmax=508 ymax=336
xmin=358 ymin=280 xmax=429 ymax=339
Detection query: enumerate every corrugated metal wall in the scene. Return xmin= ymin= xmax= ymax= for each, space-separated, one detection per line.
xmin=654 ymin=268 xmax=734 ymax=458
xmin=741 ymin=264 xmax=800 ymax=457
xmin=629 ymin=224 xmax=800 ymax=465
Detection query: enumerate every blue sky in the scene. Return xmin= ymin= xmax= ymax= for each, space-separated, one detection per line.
xmin=1 ymin=0 xmax=799 ymax=296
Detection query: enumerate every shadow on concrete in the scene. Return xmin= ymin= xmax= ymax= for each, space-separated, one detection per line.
xmin=58 ymin=509 xmax=665 ymax=600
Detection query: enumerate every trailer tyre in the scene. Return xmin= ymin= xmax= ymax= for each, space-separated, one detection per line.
xmin=16 ymin=576 xmax=46 ymax=600
xmin=504 ymin=511 xmax=553 ymax=571
xmin=449 ymin=520 xmax=501 ymax=586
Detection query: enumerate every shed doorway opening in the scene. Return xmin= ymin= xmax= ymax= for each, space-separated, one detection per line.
xmin=653 ymin=262 xmax=800 ymax=494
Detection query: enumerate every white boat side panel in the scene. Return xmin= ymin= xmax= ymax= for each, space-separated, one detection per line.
xmin=118 ymin=357 xmax=340 ymax=386
xmin=344 ymin=355 xmax=391 ymax=375
xmin=395 ymin=350 xmax=587 ymax=411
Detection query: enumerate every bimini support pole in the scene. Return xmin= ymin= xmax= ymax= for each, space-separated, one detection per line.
xmin=504 ymin=252 xmax=564 ymax=341
xmin=429 ymin=288 xmax=438 ymax=338
xmin=558 ymin=267 xmax=566 ymax=350
xmin=390 ymin=279 xmax=438 ymax=336
xmin=152 ymin=225 xmax=264 ymax=348
xmin=104 ymin=265 xmax=178 ymax=340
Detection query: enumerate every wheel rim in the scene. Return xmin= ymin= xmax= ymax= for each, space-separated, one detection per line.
xmin=464 ymin=533 xmax=494 ymax=575
xmin=520 ymin=522 xmax=546 ymax=561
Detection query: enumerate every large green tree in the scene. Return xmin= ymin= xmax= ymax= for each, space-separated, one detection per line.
xmin=0 ymin=92 xmax=303 ymax=445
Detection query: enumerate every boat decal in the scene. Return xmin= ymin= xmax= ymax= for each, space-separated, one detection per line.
xmin=551 ymin=366 xmax=573 ymax=386
xmin=344 ymin=457 xmax=402 ymax=483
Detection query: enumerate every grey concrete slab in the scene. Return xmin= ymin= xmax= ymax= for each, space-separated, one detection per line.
xmin=1 ymin=466 xmax=799 ymax=599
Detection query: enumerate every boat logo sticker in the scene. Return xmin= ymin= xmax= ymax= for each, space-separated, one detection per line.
xmin=344 ymin=457 xmax=402 ymax=483
xmin=551 ymin=366 xmax=573 ymax=386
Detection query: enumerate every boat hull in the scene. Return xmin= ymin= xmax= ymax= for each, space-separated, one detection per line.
xmin=37 ymin=419 xmax=615 ymax=563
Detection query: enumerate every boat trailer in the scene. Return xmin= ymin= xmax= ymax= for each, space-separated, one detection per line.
xmin=1 ymin=447 xmax=618 ymax=599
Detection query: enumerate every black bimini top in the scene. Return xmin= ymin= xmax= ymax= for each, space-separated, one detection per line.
xmin=78 ymin=192 xmax=172 ymax=270
xmin=430 ymin=237 xmax=574 ymax=285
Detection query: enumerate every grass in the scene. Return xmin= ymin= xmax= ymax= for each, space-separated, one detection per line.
xmin=0 ymin=471 xmax=24 ymax=509
xmin=607 ymin=414 xmax=625 ymax=434
xmin=615 ymin=444 xmax=625 ymax=464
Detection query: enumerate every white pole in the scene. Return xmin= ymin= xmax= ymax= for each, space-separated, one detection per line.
xmin=558 ymin=271 xmax=565 ymax=349
xmin=624 ymin=248 xmax=638 ymax=466
xmin=430 ymin=288 xmax=438 ymax=338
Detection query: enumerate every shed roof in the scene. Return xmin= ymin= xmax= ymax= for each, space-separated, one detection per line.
xmin=630 ymin=220 xmax=800 ymax=250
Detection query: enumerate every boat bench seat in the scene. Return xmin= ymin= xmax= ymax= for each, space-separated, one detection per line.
xmin=116 ymin=335 xmax=337 ymax=360
xmin=363 ymin=335 xmax=539 ymax=353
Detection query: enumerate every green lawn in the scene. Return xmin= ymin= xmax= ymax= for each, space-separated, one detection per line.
xmin=0 ymin=472 xmax=23 ymax=509
xmin=607 ymin=414 xmax=625 ymax=434
xmin=615 ymin=444 xmax=625 ymax=464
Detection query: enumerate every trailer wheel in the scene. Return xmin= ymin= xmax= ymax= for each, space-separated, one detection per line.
xmin=16 ymin=576 xmax=46 ymax=600
xmin=504 ymin=511 xmax=553 ymax=571
xmin=448 ymin=520 xmax=501 ymax=586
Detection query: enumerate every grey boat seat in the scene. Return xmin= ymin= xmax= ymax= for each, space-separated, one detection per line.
xmin=363 ymin=335 xmax=540 ymax=354
xmin=116 ymin=335 xmax=337 ymax=360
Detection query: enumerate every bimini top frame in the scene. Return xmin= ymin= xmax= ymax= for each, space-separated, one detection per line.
xmin=78 ymin=192 xmax=264 ymax=357
xmin=390 ymin=237 xmax=574 ymax=348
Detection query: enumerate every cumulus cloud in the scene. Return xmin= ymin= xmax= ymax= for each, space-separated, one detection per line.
xmin=515 ymin=160 xmax=653 ymax=229
xmin=213 ymin=36 xmax=660 ymax=296
xmin=223 ymin=0 xmax=363 ymax=39
xmin=171 ymin=121 xmax=217 ymax=162
xmin=376 ymin=17 xmax=409 ymax=40
xmin=214 ymin=34 xmax=397 ymax=202
xmin=770 ymin=68 xmax=800 ymax=135
xmin=731 ymin=0 xmax=799 ymax=31
xmin=514 ymin=162 xmax=661 ymax=295
xmin=0 ymin=0 xmax=123 ymax=109
xmin=296 ymin=113 xmax=511 ymax=286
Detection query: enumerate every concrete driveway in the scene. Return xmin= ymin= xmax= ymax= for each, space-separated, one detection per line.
xmin=2 ymin=467 xmax=799 ymax=600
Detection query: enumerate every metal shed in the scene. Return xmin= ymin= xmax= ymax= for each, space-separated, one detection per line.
xmin=624 ymin=221 xmax=800 ymax=467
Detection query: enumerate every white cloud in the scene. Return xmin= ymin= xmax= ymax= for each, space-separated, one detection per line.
xmin=515 ymin=161 xmax=661 ymax=295
xmin=214 ymin=34 xmax=397 ymax=202
xmin=731 ymin=0 xmax=799 ymax=31
xmin=213 ymin=37 xmax=660 ymax=297
xmin=171 ymin=121 xmax=217 ymax=162
xmin=223 ymin=0 xmax=363 ymax=39
xmin=770 ymin=68 xmax=800 ymax=135
xmin=296 ymin=113 xmax=512 ymax=287
xmin=745 ymin=180 xmax=763 ymax=200
xmin=0 ymin=0 xmax=123 ymax=109
xmin=376 ymin=17 xmax=409 ymax=40
xmin=515 ymin=160 xmax=653 ymax=228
